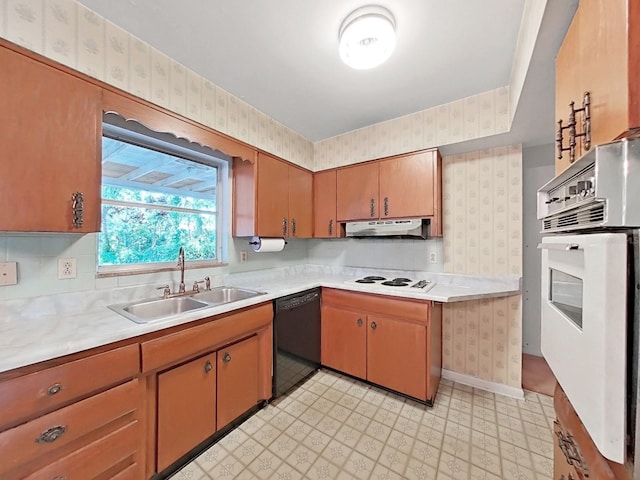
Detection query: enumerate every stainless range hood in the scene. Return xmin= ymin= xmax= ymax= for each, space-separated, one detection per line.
xmin=345 ymin=219 xmax=429 ymax=239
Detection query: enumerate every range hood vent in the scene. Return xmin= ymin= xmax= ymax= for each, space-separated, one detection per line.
xmin=345 ymin=218 xmax=429 ymax=239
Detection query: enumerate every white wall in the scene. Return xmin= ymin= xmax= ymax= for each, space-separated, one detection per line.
xmin=521 ymin=143 xmax=555 ymax=355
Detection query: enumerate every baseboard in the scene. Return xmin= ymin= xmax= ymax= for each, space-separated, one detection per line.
xmin=442 ymin=369 xmax=525 ymax=400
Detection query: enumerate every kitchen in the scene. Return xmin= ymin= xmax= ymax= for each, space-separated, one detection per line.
xmin=0 ymin=0 xmax=637 ymax=479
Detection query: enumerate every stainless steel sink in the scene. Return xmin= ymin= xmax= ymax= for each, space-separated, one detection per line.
xmin=109 ymin=296 xmax=209 ymax=323
xmin=109 ymin=286 xmax=265 ymax=324
xmin=191 ymin=286 xmax=266 ymax=304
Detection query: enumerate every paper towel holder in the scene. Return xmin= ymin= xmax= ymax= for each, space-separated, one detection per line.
xmin=248 ymin=239 xmax=288 ymax=246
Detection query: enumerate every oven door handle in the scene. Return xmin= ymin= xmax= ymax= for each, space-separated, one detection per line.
xmin=537 ymin=243 xmax=583 ymax=251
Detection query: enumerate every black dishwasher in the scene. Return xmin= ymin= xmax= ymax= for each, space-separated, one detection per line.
xmin=273 ymin=288 xmax=321 ymax=398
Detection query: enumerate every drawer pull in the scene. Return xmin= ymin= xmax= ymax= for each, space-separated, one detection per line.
xmin=204 ymin=360 xmax=213 ymax=374
xmin=47 ymin=383 xmax=63 ymax=396
xmin=554 ymin=421 xmax=588 ymax=475
xmin=36 ymin=425 xmax=67 ymax=444
xmin=223 ymin=352 xmax=231 ymax=363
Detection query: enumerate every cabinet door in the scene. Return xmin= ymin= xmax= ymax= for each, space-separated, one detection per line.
xmin=320 ymin=306 xmax=367 ymax=379
xmin=367 ymin=316 xmax=427 ymax=400
xmin=157 ymin=353 xmax=216 ymax=471
xmin=379 ymin=151 xmax=435 ymax=218
xmin=217 ymin=336 xmax=259 ymax=430
xmin=288 ymin=165 xmax=313 ymax=238
xmin=0 ymin=46 xmax=101 ymax=232
xmin=256 ymin=152 xmax=289 ymax=237
xmin=313 ymin=170 xmax=338 ymax=238
xmin=336 ymin=162 xmax=379 ymax=221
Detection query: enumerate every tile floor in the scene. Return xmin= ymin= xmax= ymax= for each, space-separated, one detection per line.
xmin=175 ymin=370 xmax=555 ymax=479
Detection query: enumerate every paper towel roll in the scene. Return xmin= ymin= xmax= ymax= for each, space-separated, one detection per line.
xmin=250 ymin=236 xmax=286 ymax=253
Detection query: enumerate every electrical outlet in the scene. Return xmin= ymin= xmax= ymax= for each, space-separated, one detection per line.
xmin=429 ymin=251 xmax=438 ymax=264
xmin=58 ymin=258 xmax=77 ymax=279
xmin=240 ymin=250 xmax=248 ymax=263
xmin=0 ymin=262 xmax=17 ymax=286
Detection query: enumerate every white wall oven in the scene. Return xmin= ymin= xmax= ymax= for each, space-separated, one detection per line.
xmin=538 ymin=137 xmax=640 ymax=465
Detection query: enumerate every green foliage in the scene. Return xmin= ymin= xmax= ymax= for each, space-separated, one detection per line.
xmin=99 ymin=186 xmax=217 ymax=266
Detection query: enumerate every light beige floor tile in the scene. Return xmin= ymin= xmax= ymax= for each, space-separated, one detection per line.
xmin=353 ymin=433 xmax=385 ymax=461
xmin=268 ymin=432 xmax=298 ymax=460
xmin=321 ymin=438 xmax=351 ymax=468
xmin=377 ymin=444 xmax=410 ymax=475
xmin=246 ymin=448 xmax=283 ymax=479
xmin=343 ymin=450 xmax=377 ymax=479
xmin=285 ymin=443 xmax=318 ymax=474
xmin=408 ymin=438 xmax=441 ymax=468
xmin=305 ymin=457 xmax=341 ymax=480
xmin=302 ymin=429 xmax=332 ymax=454
xmin=369 ymin=463 xmax=405 ymax=480
xmin=175 ymin=370 xmax=556 ymax=480
xmin=232 ymin=437 xmax=265 ymax=466
xmin=404 ymin=457 xmax=438 ymax=480
xmin=438 ymin=451 xmax=471 ymax=479
xmin=173 ymin=461 xmax=208 ymax=480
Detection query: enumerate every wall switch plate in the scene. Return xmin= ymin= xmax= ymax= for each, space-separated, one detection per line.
xmin=429 ymin=252 xmax=438 ymax=264
xmin=58 ymin=258 xmax=77 ymax=279
xmin=240 ymin=250 xmax=248 ymax=263
xmin=0 ymin=262 xmax=17 ymax=286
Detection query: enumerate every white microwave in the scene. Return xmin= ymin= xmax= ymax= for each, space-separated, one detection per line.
xmin=540 ymin=232 xmax=628 ymax=463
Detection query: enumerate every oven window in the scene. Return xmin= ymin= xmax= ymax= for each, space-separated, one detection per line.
xmin=549 ymin=268 xmax=583 ymax=328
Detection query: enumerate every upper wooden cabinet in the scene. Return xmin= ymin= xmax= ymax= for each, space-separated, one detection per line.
xmin=335 ymin=149 xmax=442 ymax=234
xmin=313 ymin=170 xmax=339 ymax=238
xmin=233 ymin=152 xmax=313 ymax=238
xmin=0 ymin=45 xmax=101 ymax=233
xmin=555 ymin=0 xmax=640 ymax=174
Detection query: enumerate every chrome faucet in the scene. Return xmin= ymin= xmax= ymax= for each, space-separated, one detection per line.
xmin=177 ymin=247 xmax=186 ymax=293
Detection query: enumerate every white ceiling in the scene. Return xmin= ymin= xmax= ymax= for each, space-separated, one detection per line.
xmin=76 ymin=0 xmax=576 ymax=147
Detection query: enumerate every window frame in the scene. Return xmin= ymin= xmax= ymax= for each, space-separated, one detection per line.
xmin=97 ymin=120 xmax=229 ymax=277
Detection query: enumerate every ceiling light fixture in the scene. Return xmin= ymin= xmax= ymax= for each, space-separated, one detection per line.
xmin=339 ymin=5 xmax=396 ymax=70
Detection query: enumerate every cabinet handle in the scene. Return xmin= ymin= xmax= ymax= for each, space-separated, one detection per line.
xmin=370 ymin=198 xmax=375 ymax=217
xmin=556 ymin=91 xmax=591 ymax=164
xmin=554 ymin=421 xmax=588 ymax=475
xmin=292 ymin=218 xmax=297 ymax=237
xmin=223 ymin=352 xmax=231 ymax=363
xmin=328 ymin=219 xmax=333 ymax=236
xmin=282 ymin=217 xmax=288 ymax=236
xmin=36 ymin=425 xmax=67 ymax=444
xmin=204 ymin=360 xmax=213 ymax=374
xmin=383 ymin=197 xmax=389 ymax=216
xmin=47 ymin=383 xmax=62 ymax=396
xmin=71 ymin=192 xmax=84 ymax=228
xmin=370 ymin=321 xmax=377 ymax=330
xmin=357 ymin=318 xmax=363 ymax=327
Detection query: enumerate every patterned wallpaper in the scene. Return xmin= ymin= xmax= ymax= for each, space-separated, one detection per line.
xmin=442 ymin=146 xmax=523 ymax=388
xmin=0 ymin=0 xmax=315 ymax=170
xmin=314 ymin=87 xmax=511 ymax=170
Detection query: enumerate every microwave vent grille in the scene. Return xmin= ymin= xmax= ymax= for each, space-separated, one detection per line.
xmin=542 ymin=201 xmax=606 ymax=232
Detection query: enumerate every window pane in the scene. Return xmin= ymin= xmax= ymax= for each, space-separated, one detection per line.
xmin=99 ymin=203 xmax=217 ymax=266
xmin=102 ymin=185 xmax=216 ymax=212
xmin=549 ymin=268 xmax=583 ymax=329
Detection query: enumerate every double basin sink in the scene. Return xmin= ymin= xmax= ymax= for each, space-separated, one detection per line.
xmin=109 ymin=286 xmax=266 ymax=324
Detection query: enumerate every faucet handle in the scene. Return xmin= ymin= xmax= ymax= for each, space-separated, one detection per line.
xmin=192 ymin=280 xmax=205 ymax=294
xmin=204 ymin=276 xmax=211 ymax=291
xmin=157 ymin=285 xmax=171 ymax=299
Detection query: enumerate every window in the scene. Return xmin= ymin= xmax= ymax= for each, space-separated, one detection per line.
xmin=98 ymin=118 xmax=228 ymax=275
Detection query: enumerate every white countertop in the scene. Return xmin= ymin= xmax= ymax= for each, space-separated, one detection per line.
xmin=0 ymin=265 xmax=520 ymax=375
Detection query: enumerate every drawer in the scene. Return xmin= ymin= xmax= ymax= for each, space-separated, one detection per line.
xmin=322 ymin=288 xmax=430 ymax=323
xmin=0 ymin=378 xmax=140 ymax=477
xmin=109 ymin=462 xmax=140 ymax=480
xmin=24 ymin=420 xmax=139 ymax=480
xmin=0 ymin=343 xmax=139 ymax=430
xmin=141 ymin=303 xmax=272 ymax=372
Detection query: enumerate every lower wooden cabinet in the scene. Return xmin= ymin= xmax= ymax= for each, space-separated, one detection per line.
xmin=217 ymin=336 xmax=259 ymax=430
xmin=321 ymin=288 xmax=441 ymax=403
xmin=157 ymin=352 xmax=217 ymax=472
